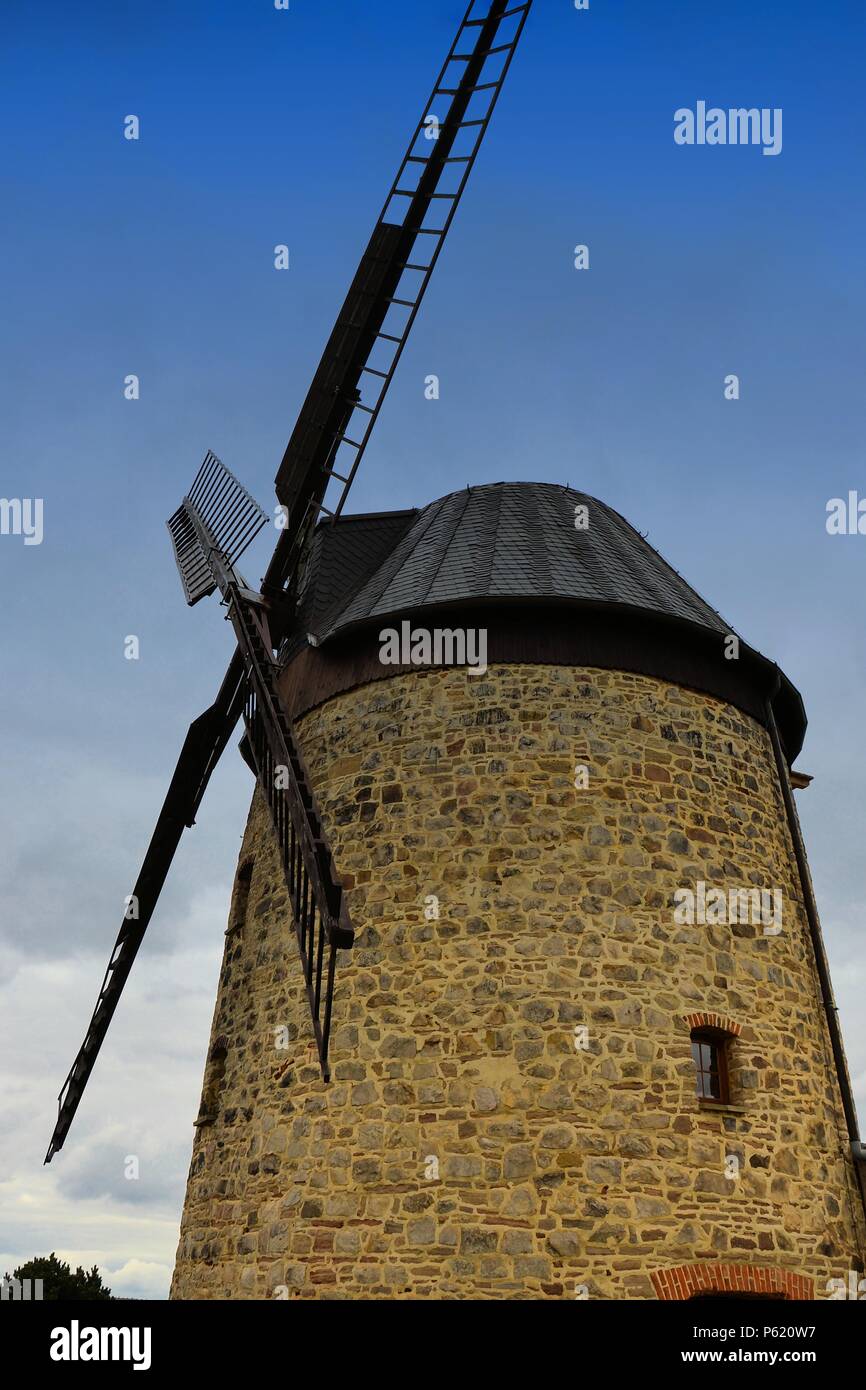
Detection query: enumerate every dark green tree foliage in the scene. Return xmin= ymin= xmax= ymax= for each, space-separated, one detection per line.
xmin=5 ymin=1252 xmax=113 ymax=1300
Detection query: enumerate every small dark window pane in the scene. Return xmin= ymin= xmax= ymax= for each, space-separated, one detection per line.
xmin=691 ymin=1030 xmax=730 ymax=1103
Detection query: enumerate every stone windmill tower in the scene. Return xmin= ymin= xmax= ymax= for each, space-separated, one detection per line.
xmin=44 ymin=1 xmax=865 ymax=1301
xmin=171 ymin=482 xmax=866 ymax=1301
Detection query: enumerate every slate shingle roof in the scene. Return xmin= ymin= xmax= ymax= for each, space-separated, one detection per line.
xmin=297 ymin=482 xmax=732 ymax=643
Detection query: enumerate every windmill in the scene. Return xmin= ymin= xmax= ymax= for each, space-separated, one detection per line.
xmin=45 ymin=0 xmax=535 ymax=1163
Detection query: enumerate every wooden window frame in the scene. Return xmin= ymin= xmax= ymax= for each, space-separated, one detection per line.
xmin=690 ymin=1027 xmax=731 ymax=1104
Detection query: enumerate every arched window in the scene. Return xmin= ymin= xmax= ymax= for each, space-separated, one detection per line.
xmin=691 ymin=1029 xmax=730 ymax=1103
xmin=683 ymin=1012 xmax=742 ymax=1106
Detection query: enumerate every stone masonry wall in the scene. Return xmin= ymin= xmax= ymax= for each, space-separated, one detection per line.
xmin=171 ymin=664 xmax=866 ymax=1299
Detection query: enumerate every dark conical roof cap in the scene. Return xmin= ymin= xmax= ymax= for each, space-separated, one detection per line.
xmin=292 ymin=481 xmax=805 ymax=760
xmin=335 ymin=483 xmax=727 ymax=635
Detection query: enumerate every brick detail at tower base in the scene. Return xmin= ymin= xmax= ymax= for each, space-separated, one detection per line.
xmin=652 ymin=1263 xmax=814 ymax=1301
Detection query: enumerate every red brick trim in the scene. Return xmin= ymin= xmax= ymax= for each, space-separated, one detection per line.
xmin=683 ymin=1012 xmax=742 ymax=1037
xmin=652 ymin=1263 xmax=813 ymax=1301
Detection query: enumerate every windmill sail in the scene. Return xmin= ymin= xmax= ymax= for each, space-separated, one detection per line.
xmin=45 ymin=654 xmax=247 ymax=1161
xmin=46 ymin=0 xmax=534 ymax=1161
xmin=265 ymin=0 xmax=534 ymax=598
xmin=167 ymin=451 xmax=268 ymax=607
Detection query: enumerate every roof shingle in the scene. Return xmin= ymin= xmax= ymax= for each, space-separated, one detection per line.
xmin=298 ymin=482 xmax=732 ymax=642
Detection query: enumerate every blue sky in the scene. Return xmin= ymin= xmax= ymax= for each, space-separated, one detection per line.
xmin=2 ymin=0 xmax=865 ymax=1297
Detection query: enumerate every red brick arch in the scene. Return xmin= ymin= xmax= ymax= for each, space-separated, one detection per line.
xmin=652 ymin=1263 xmax=813 ymax=1301
xmin=683 ymin=1012 xmax=742 ymax=1037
